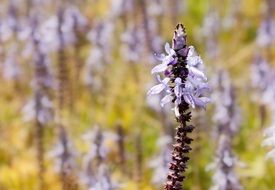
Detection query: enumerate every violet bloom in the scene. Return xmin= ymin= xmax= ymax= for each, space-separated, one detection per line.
xmin=2 ymin=44 xmax=21 ymax=80
xmin=212 ymin=71 xmax=241 ymax=135
xmin=22 ymin=24 xmax=54 ymax=124
xmin=262 ymin=113 xmax=275 ymax=162
xmin=250 ymin=55 xmax=271 ymax=92
xmin=86 ymin=20 xmax=114 ymax=63
xmin=120 ymin=23 xmax=144 ymax=63
xmin=88 ymin=165 xmax=120 ymax=190
xmin=148 ymin=135 xmax=172 ymax=187
xmin=148 ymin=24 xmax=210 ymax=190
xmin=148 ymin=33 xmax=210 ymax=112
xmin=38 ymin=5 xmax=86 ymax=52
xmin=80 ymin=126 xmax=119 ymax=189
xmin=262 ymin=73 xmax=275 ymax=161
xmin=256 ymin=18 xmax=275 ymax=48
xmin=209 ymin=71 xmax=243 ymax=190
xmin=84 ymin=18 xmax=115 ymax=90
xmin=49 ymin=126 xmax=77 ymax=175
xmin=201 ymin=11 xmax=220 ymax=59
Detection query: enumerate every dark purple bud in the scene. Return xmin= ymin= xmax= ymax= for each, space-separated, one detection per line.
xmin=172 ymin=24 xmax=187 ymax=50
xmin=168 ymin=57 xmax=178 ymax=66
xmin=177 ymin=48 xmax=188 ymax=57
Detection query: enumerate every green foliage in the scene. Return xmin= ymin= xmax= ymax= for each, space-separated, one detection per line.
xmin=0 ymin=0 xmax=275 ymax=189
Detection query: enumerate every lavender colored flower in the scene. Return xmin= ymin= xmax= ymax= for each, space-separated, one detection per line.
xmin=147 ymin=0 xmax=165 ymax=18
xmin=2 ymin=44 xmax=21 ymax=80
xmin=212 ymin=71 xmax=241 ymax=135
xmin=201 ymin=10 xmax=220 ymax=59
xmin=22 ymin=96 xmax=53 ymax=124
xmin=80 ymin=126 xmax=119 ymax=189
xmin=146 ymin=0 xmax=165 ymax=54
xmin=262 ymin=74 xmax=275 ymax=161
xmin=84 ymin=18 xmax=115 ymax=90
xmin=49 ymin=126 xmax=77 ymax=175
xmin=65 ymin=5 xmax=87 ymax=33
xmin=88 ymin=165 xmax=119 ymax=190
xmin=82 ymin=126 xmax=118 ymax=164
xmin=22 ymin=21 xmax=54 ymax=124
xmin=250 ymin=55 xmax=271 ymax=92
xmin=208 ymin=71 xmax=243 ymax=190
xmin=262 ymin=115 xmax=275 ymax=162
xmin=208 ymin=136 xmax=243 ymax=190
xmin=7 ymin=0 xmax=20 ymax=37
xmin=222 ymin=0 xmax=241 ymax=29
xmin=0 ymin=19 xmax=13 ymax=42
xmin=83 ymin=48 xmax=104 ymax=89
xmin=149 ymin=135 xmax=172 ymax=187
xmin=37 ymin=5 xmax=86 ymax=53
xmin=256 ymin=18 xmax=275 ymax=48
xmin=86 ymin=20 xmax=114 ymax=61
xmin=148 ymin=40 xmax=210 ymax=111
xmin=148 ymin=24 xmax=210 ymax=190
xmin=120 ymin=23 xmax=144 ymax=63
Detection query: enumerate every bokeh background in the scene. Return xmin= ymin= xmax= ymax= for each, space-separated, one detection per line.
xmin=0 ymin=0 xmax=275 ymax=189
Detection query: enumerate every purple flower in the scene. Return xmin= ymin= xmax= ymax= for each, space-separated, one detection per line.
xmin=147 ymin=75 xmax=170 ymax=95
xmin=151 ymin=43 xmax=177 ymax=74
xmin=209 ymin=71 xmax=243 ymax=190
xmin=149 ymin=135 xmax=172 ymax=187
xmin=148 ymin=23 xmax=210 ymax=190
xmin=257 ymin=18 xmax=275 ymax=47
xmin=148 ymin=44 xmax=210 ymax=110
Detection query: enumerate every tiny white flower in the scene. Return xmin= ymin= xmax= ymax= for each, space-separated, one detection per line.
xmin=147 ymin=76 xmax=170 ymax=95
xmin=151 ymin=43 xmax=176 ymax=74
xmin=160 ymin=94 xmax=173 ymax=107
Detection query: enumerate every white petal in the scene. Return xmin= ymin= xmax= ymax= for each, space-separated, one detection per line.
xmin=184 ymin=80 xmax=194 ymax=91
xmin=165 ymin=43 xmax=170 ymax=54
xmin=156 ymin=75 xmax=162 ymax=82
xmin=188 ymin=65 xmax=207 ymax=81
xmin=264 ymin=126 xmax=275 ymax=137
xmin=162 ymin=77 xmax=170 ymax=85
xmin=223 ymin=151 xmax=234 ymax=167
xmin=175 ymin=77 xmax=182 ymax=84
xmin=169 ymin=48 xmax=176 ymax=55
xmin=196 ymin=83 xmax=211 ymax=95
xmin=187 ymin=55 xmax=203 ymax=67
xmin=187 ymin=75 xmax=201 ymax=86
xmin=193 ymin=97 xmax=211 ymax=109
xmin=162 ymin=56 xmax=174 ymax=65
xmin=187 ymin=46 xmax=203 ymax=67
xmin=184 ymin=94 xmax=195 ymax=108
xmin=154 ymin=53 xmax=165 ymax=61
xmin=262 ymin=137 xmax=275 ymax=147
xmin=175 ymin=96 xmax=181 ymax=105
xmin=174 ymin=85 xmax=180 ymax=97
xmin=174 ymin=106 xmax=180 ymax=117
xmin=266 ymin=149 xmax=275 ymax=161
xmin=160 ymin=94 xmax=173 ymax=107
xmin=147 ymin=83 xmax=166 ymax=95
xmin=187 ymin=46 xmax=196 ymax=57
xmin=151 ymin=63 xmax=168 ymax=74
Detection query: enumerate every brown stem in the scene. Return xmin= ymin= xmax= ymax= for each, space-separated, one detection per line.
xmin=165 ymin=105 xmax=193 ymax=190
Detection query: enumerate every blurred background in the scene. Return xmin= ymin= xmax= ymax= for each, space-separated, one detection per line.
xmin=0 ymin=0 xmax=275 ymax=189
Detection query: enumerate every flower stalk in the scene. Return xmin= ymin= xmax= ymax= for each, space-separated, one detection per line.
xmin=30 ymin=13 xmax=54 ymax=190
xmin=210 ymin=71 xmax=242 ymax=190
xmin=148 ymin=24 xmax=210 ymax=189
